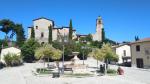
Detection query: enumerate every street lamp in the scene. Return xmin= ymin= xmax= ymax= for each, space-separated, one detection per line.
xmin=81 ymin=46 xmax=85 ymax=65
xmin=61 ymin=34 xmax=67 ymax=74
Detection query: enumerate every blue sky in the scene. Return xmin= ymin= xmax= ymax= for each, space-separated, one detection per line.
xmin=0 ymin=0 xmax=150 ymax=42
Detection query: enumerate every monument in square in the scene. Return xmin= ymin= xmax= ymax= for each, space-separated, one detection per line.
xmin=64 ymin=52 xmax=89 ymax=73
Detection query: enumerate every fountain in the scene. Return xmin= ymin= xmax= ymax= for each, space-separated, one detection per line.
xmin=64 ymin=52 xmax=89 ymax=73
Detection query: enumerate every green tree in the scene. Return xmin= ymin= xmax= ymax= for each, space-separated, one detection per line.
xmin=104 ymin=38 xmax=116 ymax=45
xmin=102 ymin=28 xmax=105 ymax=42
xmin=30 ymin=27 xmax=35 ymax=38
xmin=35 ymin=44 xmax=62 ymax=68
xmin=15 ymin=24 xmax=25 ymax=47
xmin=48 ymin=25 xmax=52 ymax=44
xmin=79 ymin=34 xmax=93 ymax=42
xmin=69 ymin=19 xmax=73 ymax=41
xmin=35 ymin=44 xmax=54 ymax=60
xmin=0 ymin=19 xmax=15 ymax=39
xmin=89 ymin=43 xmax=118 ymax=68
xmin=88 ymin=48 xmax=104 ymax=68
xmin=21 ymin=39 xmax=40 ymax=62
xmin=100 ymin=43 xmax=118 ymax=64
xmin=91 ymin=41 xmax=102 ymax=48
xmin=135 ymin=36 xmax=139 ymax=41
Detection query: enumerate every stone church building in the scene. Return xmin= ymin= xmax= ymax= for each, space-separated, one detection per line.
xmin=28 ymin=16 xmax=103 ymax=43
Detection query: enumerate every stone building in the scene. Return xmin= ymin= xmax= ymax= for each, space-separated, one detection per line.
xmin=130 ymin=38 xmax=150 ymax=68
xmin=28 ymin=17 xmax=76 ymax=44
xmin=28 ymin=16 xmax=103 ymax=43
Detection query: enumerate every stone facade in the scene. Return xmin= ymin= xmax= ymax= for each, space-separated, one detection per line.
xmin=131 ymin=38 xmax=150 ymax=68
xmin=28 ymin=17 xmax=76 ymax=43
xmin=92 ymin=16 xmax=103 ymax=41
xmin=28 ymin=16 xmax=103 ymax=43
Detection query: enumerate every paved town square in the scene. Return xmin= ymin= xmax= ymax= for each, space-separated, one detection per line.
xmin=0 ymin=0 xmax=150 ymax=84
xmin=0 ymin=59 xmax=150 ymax=84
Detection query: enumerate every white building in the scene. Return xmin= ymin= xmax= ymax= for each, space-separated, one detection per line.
xmin=92 ymin=16 xmax=103 ymax=41
xmin=28 ymin=17 xmax=76 ymax=44
xmin=131 ymin=38 xmax=150 ymax=68
xmin=114 ymin=44 xmax=131 ymax=64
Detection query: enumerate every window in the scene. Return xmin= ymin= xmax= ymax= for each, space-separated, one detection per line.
xmin=36 ymin=26 xmax=38 ymax=29
xmin=145 ymin=48 xmax=150 ymax=55
xmin=136 ymin=45 xmax=140 ymax=52
xmin=123 ymin=50 xmax=126 ymax=56
xmin=41 ymin=32 xmax=44 ymax=38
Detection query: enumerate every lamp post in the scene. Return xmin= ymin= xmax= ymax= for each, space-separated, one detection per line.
xmin=61 ymin=34 xmax=67 ymax=74
xmin=81 ymin=46 xmax=85 ymax=65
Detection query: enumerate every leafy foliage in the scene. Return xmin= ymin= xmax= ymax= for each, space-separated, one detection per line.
xmin=15 ymin=24 xmax=25 ymax=47
xmin=48 ymin=25 xmax=52 ymax=44
xmin=0 ymin=19 xmax=15 ymax=35
xmin=35 ymin=44 xmax=62 ymax=60
xmin=100 ymin=43 xmax=118 ymax=62
xmin=88 ymin=48 xmax=104 ymax=61
xmin=31 ymin=27 xmax=35 ymax=38
xmin=89 ymin=43 xmax=118 ymax=62
xmin=21 ymin=39 xmax=40 ymax=62
xmin=0 ymin=19 xmax=25 ymax=47
xmin=102 ymin=28 xmax=105 ymax=42
xmin=69 ymin=19 xmax=73 ymax=41
xmin=107 ymin=69 xmax=117 ymax=74
xmin=79 ymin=34 xmax=93 ymax=42
xmin=4 ymin=53 xmax=22 ymax=66
xmin=135 ymin=36 xmax=140 ymax=41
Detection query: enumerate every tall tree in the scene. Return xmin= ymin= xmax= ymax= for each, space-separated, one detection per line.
xmin=15 ymin=24 xmax=25 ymax=47
xmin=69 ymin=19 xmax=73 ymax=41
xmin=48 ymin=25 xmax=52 ymax=44
xmin=0 ymin=19 xmax=15 ymax=40
xmin=135 ymin=36 xmax=139 ymax=41
xmin=30 ymin=27 xmax=35 ymax=38
xmin=102 ymin=28 xmax=105 ymax=42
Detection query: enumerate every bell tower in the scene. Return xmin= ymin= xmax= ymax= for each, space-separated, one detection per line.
xmin=95 ymin=16 xmax=103 ymax=41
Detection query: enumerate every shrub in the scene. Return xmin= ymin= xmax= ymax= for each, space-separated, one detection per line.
xmin=4 ymin=53 xmax=12 ymax=66
xmin=11 ymin=54 xmax=22 ymax=66
xmin=4 ymin=53 xmax=22 ymax=66
xmin=21 ymin=38 xmax=40 ymax=62
xmin=107 ymin=69 xmax=117 ymax=74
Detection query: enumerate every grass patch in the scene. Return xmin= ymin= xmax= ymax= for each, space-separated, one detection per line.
xmin=64 ymin=73 xmax=94 ymax=78
xmin=107 ymin=69 xmax=117 ymax=76
xmin=36 ymin=68 xmax=53 ymax=74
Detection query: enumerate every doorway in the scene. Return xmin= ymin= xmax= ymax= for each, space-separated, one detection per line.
xmin=136 ymin=58 xmax=144 ymax=68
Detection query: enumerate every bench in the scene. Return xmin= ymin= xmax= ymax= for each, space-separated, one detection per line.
xmin=64 ymin=68 xmax=73 ymax=73
xmin=52 ymin=72 xmax=60 ymax=78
